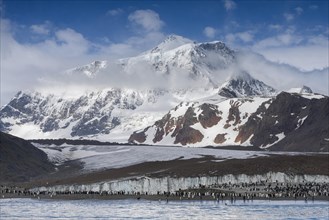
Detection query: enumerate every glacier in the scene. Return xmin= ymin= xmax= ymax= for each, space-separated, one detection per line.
xmin=31 ymin=172 xmax=329 ymax=195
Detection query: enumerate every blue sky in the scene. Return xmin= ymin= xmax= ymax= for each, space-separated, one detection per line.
xmin=0 ymin=0 xmax=328 ymax=104
xmin=2 ymin=0 xmax=328 ymax=45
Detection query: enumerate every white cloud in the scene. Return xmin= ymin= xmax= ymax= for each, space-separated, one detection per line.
xmin=225 ymin=33 xmax=236 ymax=44
xmin=257 ymin=46 xmax=329 ymax=72
xmin=203 ymin=26 xmax=216 ymax=38
xmin=224 ymin=31 xmax=254 ymax=45
xmin=284 ymin=8 xmax=303 ymax=22
xmin=30 ymin=22 xmax=51 ymax=35
xmin=237 ymin=31 xmax=253 ymax=42
xmin=253 ymin=32 xmax=328 ymax=71
xmin=56 ymin=28 xmax=88 ymax=45
xmin=98 ymin=32 xmax=165 ymax=57
xmin=268 ymin=24 xmax=282 ymax=31
xmin=309 ymin=5 xmax=318 ymax=10
xmin=295 ymin=7 xmax=303 ymax=15
xmin=223 ymin=0 xmax=237 ymax=11
xmin=128 ymin=9 xmax=164 ymax=32
xmin=253 ymin=32 xmax=302 ymax=50
xmin=0 ymin=18 xmax=166 ymax=105
xmin=107 ymin=8 xmax=123 ymax=16
xmin=1 ymin=20 xmax=96 ymax=105
xmin=283 ymin=13 xmax=294 ymax=21
xmin=236 ymin=51 xmax=328 ymax=95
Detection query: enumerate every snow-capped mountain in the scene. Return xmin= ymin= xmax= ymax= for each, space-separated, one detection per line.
xmin=218 ymin=71 xmax=277 ymax=98
xmin=127 ymin=35 xmax=235 ymax=84
xmin=129 ymin=92 xmax=329 ymax=151
xmin=1 ymin=34 xmax=327 ymax=151
xmin=150 ymin=34 xmax=194 ymax=53
xmin=65 ymin=35 xmax=236 ymax=85
xmin=0 ymin=89 xmax=172 ymax=141
xmin=66 ymin=60 xmax=107 ymax=78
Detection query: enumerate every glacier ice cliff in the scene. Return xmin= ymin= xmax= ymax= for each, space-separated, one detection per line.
xmin=31 ymin=172 xmax=329 ymax=195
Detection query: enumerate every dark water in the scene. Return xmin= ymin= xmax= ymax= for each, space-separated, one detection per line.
xmin=1 ymin=198 xmax=328 ymax=219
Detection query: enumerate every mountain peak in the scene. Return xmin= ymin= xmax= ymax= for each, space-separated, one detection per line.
xmin=300 ymin=85 xmax=313 ymax=93
xmin=197 ymin=41 xmax=232 ymax=52
xmin=151 ymin=34 xmax=194 ymax=53
xmin=287 ymin=85 xmax=313 ymax=94
xmin=228 ymin=71 xmax=253 ymax=81
xmin=67 ymin=60 xmax=107 ymax=78
xmin=219 ymin=71 xmax=277 ymax=98
xmin=164 ymin=34 xmax=193 ymax=43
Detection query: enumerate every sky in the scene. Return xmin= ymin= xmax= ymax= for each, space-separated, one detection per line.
xmin=1 ymin=0 xmax=328 ymax=105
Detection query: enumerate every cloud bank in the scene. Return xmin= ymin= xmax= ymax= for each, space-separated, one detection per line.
xmin=1 ymin=7 xmax=328 ymax=106
xmin=0 ymin=10 xmax=166 ymax=105
xmin=34 ymin=49 xmax=328 ymax=100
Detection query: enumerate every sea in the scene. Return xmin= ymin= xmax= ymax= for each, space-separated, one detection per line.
xmin=0 ymin=198 xmax=328 ymax=219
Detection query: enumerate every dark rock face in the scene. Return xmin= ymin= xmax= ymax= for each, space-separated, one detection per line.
xmin=234 ymin=99 xmax=271 ymax=144
xmin=236 ymin=92 xmax=310 ymax=146
xmin=153 ymin=114 xmax=172 ymax=143
xmin=128 ymin=129 xmax=147 ymax=143
xmin=268 ymin=95 xmax=329 ymax=151
xmin=173 ymin=107 xmax=202 ymax=145
xmin=175 ymin=127 xmax=204 ymax=145
xmin=236 ymin=92 xmax=329 ymax=151
xmin=0 ymin=132 xmax=55 ymax=183
xmin=225 ymin=100 xmax=241 ymax=127
xmin=300 ymin=86 xmax=313 ymax=94
xmin=198 ymin=103 xmax=222 ymax=128
xmin=198 ymin=41 xmax=235 ymax=59
xmin=218 ymin=87 xmax=237 ymax=98
xmin=214 ymin=133 xmax=227 ymax=144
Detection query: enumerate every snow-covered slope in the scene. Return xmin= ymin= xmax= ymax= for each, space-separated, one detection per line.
xmin=0 ymin=87 xmax=222 ymax=141
xmin=3 ymin=34 xmax=321 ymax=148
xmin=149 ymin=34 xmax=194 ymax=53
xmin=34 ymin=143 xmax=275 ymax=171
xmin=0 ymin=89 xmax=169 ymax=141
xmin=118 ymin=36 xmax=235 ymax=86
xmin=129 ymin=92 xmax=329 ymax=151
xmin=218 ymin=71 xmax=277 ymax=98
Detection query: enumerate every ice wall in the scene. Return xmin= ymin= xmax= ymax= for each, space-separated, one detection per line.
xmin=31 ymin=172 xmax=329 ymax=195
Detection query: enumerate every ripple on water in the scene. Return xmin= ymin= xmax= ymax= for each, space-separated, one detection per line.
xmin=0 ymin=199 xmax=328 ymax=220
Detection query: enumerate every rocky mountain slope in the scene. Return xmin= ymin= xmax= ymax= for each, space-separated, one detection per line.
xmin=129 ymin=92 xmax=329 ymax=151
xmin=0 ymin=132 xmax=55 ymax=183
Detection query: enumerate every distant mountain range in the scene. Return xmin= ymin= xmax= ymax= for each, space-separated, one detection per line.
xmin=1 ymin=35 xmax=328 ymax=151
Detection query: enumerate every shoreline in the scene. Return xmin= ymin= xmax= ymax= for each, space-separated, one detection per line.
xmin=1 ymin=193 xmax=328 ymax=202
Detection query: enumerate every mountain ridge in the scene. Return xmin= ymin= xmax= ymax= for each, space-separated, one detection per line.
xmin=1 ymin=35 xmax=327 ymax=151
xmin=129 ymin=91 xmax=329 ymax=151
